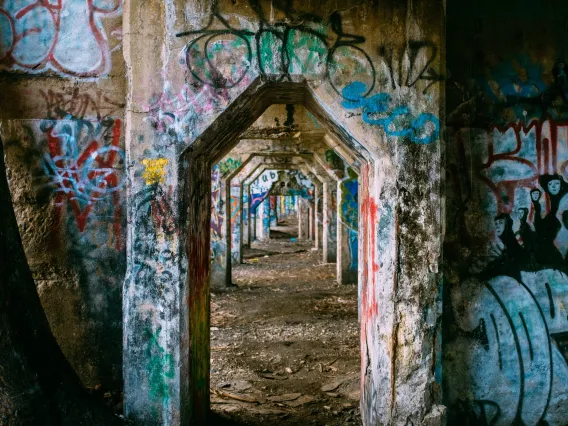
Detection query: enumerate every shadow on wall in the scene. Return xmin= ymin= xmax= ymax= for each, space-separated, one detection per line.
xmin=2 ymin=115 xmax=126 ymax=388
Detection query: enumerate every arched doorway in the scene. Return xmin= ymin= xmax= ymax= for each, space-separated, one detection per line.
xmin=179 ymin=80 xmax=374 ymax=423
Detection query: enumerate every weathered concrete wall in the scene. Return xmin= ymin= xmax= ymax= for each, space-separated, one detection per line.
xmin=121 ymin=0 xmax=443 ymax=424
xmin=0 ymin=1 xmax=125 ymax=388
xmin=0 ymin=0 xmax=445 ymax=424
xmin=444 ymin=1 xmax=568 ymax=424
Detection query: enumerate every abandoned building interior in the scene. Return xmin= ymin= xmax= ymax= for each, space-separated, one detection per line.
xmin=1 ymin=0 xmax=568 ymax=425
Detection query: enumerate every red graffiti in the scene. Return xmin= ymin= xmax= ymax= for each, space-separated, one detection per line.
xmin=150 ymin=186 xmax=176 ymax=237
xmin=479 ymin=119 xmax=568 ymax=214
xmin=44 ymin=118 xmax=124 ymax=250
xmin=360 ymin=165 xmax=378 ymax=319
xmin=0 ymin=0 xmax=121 ymax=77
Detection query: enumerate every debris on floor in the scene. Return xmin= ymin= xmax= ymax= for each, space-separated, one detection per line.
xmin=210 ymin=222 xmax=361 ymax=425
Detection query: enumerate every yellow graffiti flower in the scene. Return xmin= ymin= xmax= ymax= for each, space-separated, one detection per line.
xmin=142 ymin=158 xmax=169 ymax=185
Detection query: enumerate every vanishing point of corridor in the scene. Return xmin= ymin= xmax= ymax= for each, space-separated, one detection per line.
xmin=210 ymin=219 xmax=360 ymax=426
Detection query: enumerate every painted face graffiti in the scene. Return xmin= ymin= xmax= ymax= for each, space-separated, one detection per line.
xmin=548 ymin=179 xmax=561 ymax=195
xmin=494 ymin=217 xmax=506 ymax=237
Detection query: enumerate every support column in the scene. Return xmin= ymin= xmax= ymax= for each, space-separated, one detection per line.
xmin=337 ymin=178 xmax=358 ymax=285
xmin=211 ymin=178 xmax=230 ymax=288
xmin=269 ymin=195 xmax=278 ymax=227
xmin=314 ymin=185 xmax=320 ymax=249
xmin=299 ymin=198 xmax=309 ymax=239
xmin=255 ymin=203 xmax=263 ymax=241
xmin=245 ymin=185 xmax=255 ymax=248
xmin=258 ymin=197 xmax=270 ymax=241
xmin=252 ymin=206 xmax=257 ymax=241
xmin=229 ymin=184 xmax=242 ymax=266
xmin=297 ymin=198 xmax=303 ymax=238
xmin=323 ymin=181 xmax=337 ymax=263
xmin=242 ymin=184 xmax=249 ymax=250
xmin=308 ymin=205 xmax=313 ymax=241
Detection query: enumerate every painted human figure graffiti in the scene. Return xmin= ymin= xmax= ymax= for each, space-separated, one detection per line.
xmin=484 ymin=172 xmax=568 ymax=277
xmin=447 ymin=123 xmax=568 ymax=425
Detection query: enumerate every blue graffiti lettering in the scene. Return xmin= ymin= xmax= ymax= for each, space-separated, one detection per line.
xmin=341 ymin=81 xmax=440 ymax=144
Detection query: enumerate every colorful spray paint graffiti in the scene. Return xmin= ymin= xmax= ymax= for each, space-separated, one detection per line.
xmin=250 ymin=170 xmax=279 ymax=211
xmin=142 ymin=158 xmax=169 ymax=185
xmin=261 ymin=196 xmax=270 ymax=238
xmin=340 ymin=168 xmax=358 ymax=271
xmin=131 ymin=181 xmax=177 ymax=412
xmin=446 ymin=121 xmax=568 ymax=424
xmin=145 ymin=327 xmax=175 ymax=408
xmin=175 ymin=4 xmax=441 ymax=143
xmin=0 ymin=0 xmax=122 ymax=77
xmin=176 ymin=2 xmax=375 ymax=100
xmin=41 ymin=118 xmax=124 ymax=248
xmin=475 ymin=56 xmax=568 ymax=125
xmin=211 ymin=164 xmax=225 ymax=270
xmin=229 ymin=185 xmax=242 ymax=263
xmin=40 ymin=88 xmax=125 ymax=120
xmin=219 ymin=158 xmax=242 ymax=175
xmin=210 ymin=158 xmax=244 ymax=270
xmin=144 ymin=81 xmax=233 ymax=138
xmin=341 ymin=81 xmax=440 ymax=144
xmin=479 ymin=55 xmax=548 ymax=106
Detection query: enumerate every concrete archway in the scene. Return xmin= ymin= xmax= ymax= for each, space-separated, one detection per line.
xmin=178 ymin=80 xmax=374 ymax=423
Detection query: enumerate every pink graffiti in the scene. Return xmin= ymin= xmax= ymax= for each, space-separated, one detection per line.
xmin=144 ymin=83 xmax=232 ymax=134
xmin=0 ymin=0 xmax=122 ymax=77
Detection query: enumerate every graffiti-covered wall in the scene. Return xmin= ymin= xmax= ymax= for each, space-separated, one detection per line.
xmin=0 ymin=0 xmax=444 ymax=423
xmin=124 ymin=0 xmax=443 ymax=424
xmin=0 ymin=0 xmax=125 ymax=388
xmin=445 ymin=1 xmax=568 ymax=423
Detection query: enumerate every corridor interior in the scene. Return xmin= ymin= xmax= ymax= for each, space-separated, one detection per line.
xmin=210 ymin=214 xmax=360 ymax=425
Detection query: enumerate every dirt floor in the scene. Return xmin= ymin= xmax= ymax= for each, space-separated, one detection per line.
xmin=209 ymin=218 xmax=361 ymax=426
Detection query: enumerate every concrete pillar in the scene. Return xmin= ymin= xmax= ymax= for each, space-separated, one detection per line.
xmin=308 ymin=205 xmax=313 ymax=241
xmin=314 ymin=185 xmax=320 ymax=249
xmin=269 ymin=195 xmax=277 ymax=227
xmin=230 ymin=184 xmax=242 ymax=265
xmin=211 ymin=179 xmax=230 ymax=288
xmin=296 ymin=197 xmax=301 ymax=237
xmin=258 ymin=197 xmax=270 ymax=240
xmin=252 ymin=207 xmax=257 ymax=241
xmin=297 ymin=198 xmax=302 ymax=238
xmin=256 ymin=202 xmax=264 ymax=241
xmin=242 ymin=184 xmax=249 ymax=250
xmin=247 ymin=185 xmax=254 ymax=245
xmin=337 ymin=179 xmax=358 ymax=285
xmin=299 ymin=198 xmax=309 ymax=239
xmin=323 ymin=181 xmax=337 ymax=263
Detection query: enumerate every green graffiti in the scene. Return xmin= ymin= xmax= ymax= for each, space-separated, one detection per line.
xmin=145 ymin=327 xmax=175 ymax=405
xmin=340 ymin=168 xmax=358 ymax=231
xmin=325 ymin=149 xmax=344 ymax=170
xmin=218 ymin=158 xmax=243 ymax=175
